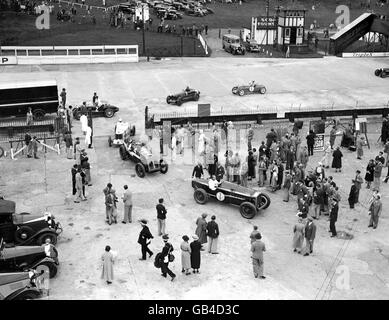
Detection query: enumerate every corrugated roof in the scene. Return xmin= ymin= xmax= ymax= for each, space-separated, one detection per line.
xmin=0 ymin=80 xmax=57 ymax=90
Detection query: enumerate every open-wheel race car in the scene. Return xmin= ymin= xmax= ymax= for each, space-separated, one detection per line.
xmin=0 ymin=270 xmax=44 ymax=300
xmin=232 ymin=81 xmax=266 ymax=96
xmin=71 ymin=101 xmax=120 ymax=120
xmin=191 ymin=179 xmax=271 ymax=219
xmin=0 ymin=239 xmax=59 ymax=279
xmin=166 ymin=87 xmax=200 ymax=106
xmin=108 ymin=119 xmax=136 ymax=147
xmin=375 ymin=68 xmax=389 ymax=78
xmin=0 ymin=199 xmax=62 ymax=246
xmin=119 ymin=138 xmax=169 ymax=178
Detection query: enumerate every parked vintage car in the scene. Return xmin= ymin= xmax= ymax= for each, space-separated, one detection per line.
xmin=375 ymin=68 xmax=389 ymax=78
xmin=165 ymin=9 xmax=183 ymax=19
xmin=191 ymin=179 xmax=271 ymax=219
xmin=232 ymin=82 xmax=266 ymax=96
xmin=0 ymin=240 xmax=59 ymax=278
xmin=166 ymin=88 xmax=200 ymax=106
xmin=71 ymin=101 xmax=119 ymax=120
xmin=0 ymin=199 xmax=62 ymax=246
xmin=119 ymin=138 xmax=169 ymax=178
xmin=245 ymin=39 xmax=260 ymax=52
xmin=222 ymin=34 xmax=246 ymax=55
xmin=0 ymin=271 xmax=43 ymax=300
xmin=108 ymin=119 xmax=136 ymax=147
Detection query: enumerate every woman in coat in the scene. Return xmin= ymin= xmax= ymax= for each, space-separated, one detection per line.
xmin=292 ymin=218 xmax=305 ymax=253
xmin=195 ymin=213 xmax=208 ymax=246
xmin=283 ymin=171 xmax=292 ymax=202
xmin=247 ymin=151 xmax=255 ymax=180
xmin=365 ymin=159 xmax=375 ymax=189
xmin=321 ymin=142 xmax=332 ymax=168
xmin=331 ymin=147 xmax=343 ymax=172
xmin=190 ymin=235 xmax=202 ymax=273
xmin=270 ymin=160 xmax=278 ymax=192
xmin=180 ymin=235 xmax=192 ymax=275
xmin=64 ymin=131 xmax=73 ymax=159
xmin=101 ymin=245 xmax=114 ymax=284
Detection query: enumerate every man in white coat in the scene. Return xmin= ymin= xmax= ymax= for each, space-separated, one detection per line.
xmin=80 ymin=114 xmax=88 ymax=135
xmin=85 ymin=126 xmax=93 ymax=149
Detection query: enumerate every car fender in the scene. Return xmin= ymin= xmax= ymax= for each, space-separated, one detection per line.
xmin=30 ymin=257 xmax=58 ymax=269
xmin=33 ymin=228 xmax=60 ymax=239
xmin=5 ymin=287 xmax=40 ymax=301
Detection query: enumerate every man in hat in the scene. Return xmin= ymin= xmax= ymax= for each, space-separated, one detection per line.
xmin=160 ymin=235 xmax=176 ymax=281
xmin=250 ymin=233 xmax=266 ymax=279
xmin=368 ymin=193 xmax=382 ymax=229
xmin=206 ymin=215 xmax=219 ymax=254
xmin=156 ymin=198 xmax=167 ymax=236
xmin=138 ymin=219 xmax=153 ymax=260
xmin=122 ymin=185 xmax=133 ymax=224
xmin=329 ymin=199 xmax=339 ymax=237
xmin=303 ymin=217 xmax=316 ymax=256
xmin=195 ymin=213 xmax=208 ymax=248
xmin=354 ymin=170 xmax=364 ymax=203
xmin=250 ymin=226 xmax=261 ymax=244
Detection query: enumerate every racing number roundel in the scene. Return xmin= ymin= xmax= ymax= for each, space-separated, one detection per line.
xmin=249 ymin=86 xmax=254 ymax=92
xmin=216 ymin=192 xmax=225 ymax=201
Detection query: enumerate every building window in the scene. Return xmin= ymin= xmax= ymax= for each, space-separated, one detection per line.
xmin=297 ymin=28 xmax=303 ymax=37
xmin=285 ymin=28 xmax=291 ymax=37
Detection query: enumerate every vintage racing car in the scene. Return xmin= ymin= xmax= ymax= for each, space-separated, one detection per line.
xmin=0 ymin=270 xmax=44 ymax=300
xmin=0 ymin=239 xmax=59 ymax=278
xmin=0 ymin=199 xmax=62 ymax=246
xmin=374 ymin=68 xmax=389 ymax=78
xmin=166 ymin=87 xmax=200 ymax=106
xmin=232 ymin=81 xmax=266 ymax=96
xmin=71 ymin=101 xmax=120 ymax=120
xmin=191 ymin=179 xmax=271 ymax=219
xmin=119 ymin=138 xmax=168 ymax=178
xmin=108 ymin=119 xmax=136 ymax=147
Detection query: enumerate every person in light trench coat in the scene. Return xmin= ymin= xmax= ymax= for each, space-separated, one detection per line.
xmin=283 ymin=171 xmax=292 ymax=202
xmin=101 ymin=245 xmax=114 ymax=284
xmin=180 ymin=235 xmax=192 ymax=275
xmin=292 ymin=218 xmax=305 ymax=253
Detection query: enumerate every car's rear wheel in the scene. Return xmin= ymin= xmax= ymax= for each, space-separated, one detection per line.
xmin=381 ymin=71 xmax=386 ymax=78
xmin=135 ymin=163 xmax=146 ymax=178
xmin=239 ymin=89 xmax=245 ymax=96
xmin=258 ymin=193 xmax=271 ymax=210
xmin=194 ymin=94 xmax=200 ymax=101
xmin=232 ymin=87 xmax=238 ymax=94
xmin=11 ymin=290 xmax=41 ymax=300
xmin=104 ymin=108 xmax=114 ymax=118
xmin=260 ymin=87 xmax=267 ymax=94
xmin=160 ymin=162 xmax=168 ymax=174
xmin=37 ymin=233 xmax=58 ymax=246
xmin=32 ymin=109 xmax=45 ymax=121
xmin=194 ymin=188 xmax=208 ymax=204
xmin=108 ymin=136 xmax=112 ymax=147
xmin=37 ymin=261 xmax=58 ymax=278
xmin=240 ymin=202 xmax=257 ymax=219
xmin=119 ymin=145 xmax=128 ymax=160
xmin=14 ymin=226 xmax=34 ymax=243
xmin=176 ymin=99 xmax=182 ymax=106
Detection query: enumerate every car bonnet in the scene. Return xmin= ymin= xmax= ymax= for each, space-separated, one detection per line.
xmin=1 ymin=246 xmax=45 ymax=259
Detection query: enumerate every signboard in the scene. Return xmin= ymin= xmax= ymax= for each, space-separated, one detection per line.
xmin=342 ymin=52 xmax=389 ymax=58
xmin=314 ymin=134 xmax=325 ymax=151
xmin=0 ymin=56 xmax=17 ymax=65
xmin=198 ymin=104 xmax=211 ymax=117
xmin=257 ymin=16 xmax=277 ymax=29
xmin=355 ymin=117 xmax=367 ymax=133
xmin=277 ymin=111 xmax=285 ymax=119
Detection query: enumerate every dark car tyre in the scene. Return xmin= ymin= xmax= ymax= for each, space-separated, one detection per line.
xmin=194 ymin=94 xmax=200 ymax=101
xmin=0 ymin=146 xmax=4 ymax=158
xmin=166 ymin=97 xmax=171 ymax=104
xmin=240 ymin=202 xmax=257 ymax=219
xmin=37 ymin=233 xmax=58 ymax=246
xmin=232 ymin=87 xmax=238 ymax=94
xmin=14 ymin=226 xmax=34 ymax=243
xmin=108 ymin=136 xmax=112 ymax=147
xmin=194 ymin=188 xmax=208 ymax=204
xmin=119 ymin=145 xmax=128 ymax=160
xmin=32 ymin=109 xmax=45 ymax=121
xmin=135 ymin=163 xmax=146 ymax=178
xmin=130 ymin=125 xmax=136 ymax=136
xmin=176 ymin=99 xmax=183 ymax=106
xmin=11 ymin=290 xmax=41 ymax=300
xmin=160 ymin=162 xmax=168 ymax=174
xmin=37 ymin=261 xmax=58 ymax=278
xmin=239 ymin=89 xmax=245 ymax=96
xmin=375 ymin=69 xmax=381 ymax=76
xmin=260 ymin=87 xmax=267 ymax=94
xmin=259 ymin=193 xmax=271 ymax=209
xmin=381 ymin=71 xmax=387 ymax=78
xmin=104 ymin=108 xmax=114 ymax=118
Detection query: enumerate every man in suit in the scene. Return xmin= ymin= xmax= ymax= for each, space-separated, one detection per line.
xmin=251 ymin=233 xmax=266 ymax=279
xmin=138 ymin=219 xmax=153 ymax=260
xmin=303 ymin=217 xmax=316 ymax=256
xmin=368 ymin=193 xmax=382 ymax=229
xmin=160 ymin=234 xmax=176 ymax=281
xmin=122 ymin=185 xmax=133 ymax=224
xmin=206 ymin=215 xmax=219 ymax=254
xmin=329 ymin=199 xmax=339 ymax=237
xmin=354 ymin=170 xmax=364 ymax=203
xmin=192 ymin=161 xmax=204 ymax=179
xmin=156 ymin=198 xmax=167 ymax=236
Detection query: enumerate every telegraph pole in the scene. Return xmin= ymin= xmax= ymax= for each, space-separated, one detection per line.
xmin=142 ymin=4 xmax=146 ymax=55
xmin=266 ymin=0 xmax=270 ymax=46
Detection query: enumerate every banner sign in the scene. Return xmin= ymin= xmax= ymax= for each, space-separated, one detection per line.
xmin=314 ymin=133 xmax=325 ymax=151
xmin=257 ymin=16 xmax=277 ymax=29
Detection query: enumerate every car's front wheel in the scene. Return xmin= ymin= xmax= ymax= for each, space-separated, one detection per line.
xmin=258 ymin=193 xmax=271 ymax=210
xmin=240 ymin=202 xmax=257 ymax=219
xmin=239 ymin=89 xmax=245 ymax=96
xmin=104 ymin=108 xmax=114 ymax=118
xmin=135 ymin=163 xmax=146 ymax=178
xmin=160 ymin=162 xmax=168 ymax=174
xmin=37 ymin=233 xmax=58 ymax=246
xmin=260 ymin=86 xmax=267 ymax=94
xmin=375 ymin=69 xmax=381 ymax=76
xmin=194 ymin=94 xmax=200 ymax=101
xmin=194 ymin=188 xmax=208 ymax=204
xmin=37 ymin=261 xmax=58 ymax=278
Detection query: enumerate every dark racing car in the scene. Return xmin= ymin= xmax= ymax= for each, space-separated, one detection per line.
xmin=232 ymin=81 xmax=266 ymax=96
xmin=166 ymin=87 xmax=200 ymax=106
xmin=71 ymin=101 xmax=119 ymax=120
xmin=191 ymin=179 xmax=271 ymax=219
xmin=375 ymin=68 xmax=389 ymax=78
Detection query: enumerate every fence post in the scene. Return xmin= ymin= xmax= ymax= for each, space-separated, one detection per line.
xmin=181 ymin=36 xmax=184 ymax=56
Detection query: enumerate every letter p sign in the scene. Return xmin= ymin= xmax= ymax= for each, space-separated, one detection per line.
xmin=1 ymin=58 xmax=8 ymax=64
xmin=35 ymin=6 xmax=50 ymax=30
